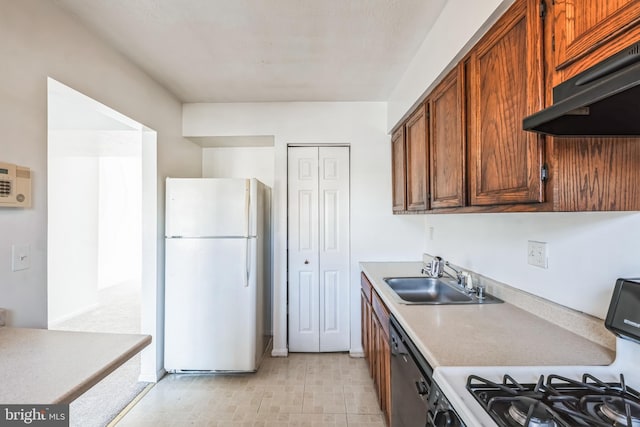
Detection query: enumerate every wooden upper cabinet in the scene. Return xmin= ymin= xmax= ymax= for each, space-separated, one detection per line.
xmin=391 ymin=127 xmax=406 ymax=212
xmin=429 ymin=64 xmax=465 ymax=209
xmin=405 ymin=104 xmax=429 ymax=211
xmin=467 ymin=0 xmax=545 ymax=206
xmin=549 ymin=0 xmax=640 ymax=213
xmin=553 ymin=0 xmax=640 ymax=77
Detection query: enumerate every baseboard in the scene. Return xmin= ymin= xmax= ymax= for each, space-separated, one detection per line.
xmin=48 ymin=303 xmax=100 ymax=327
xmin=271 ymin=347 xmax=288 ymax=357
xmin=138 ymin=367 xmax=165 ymax=383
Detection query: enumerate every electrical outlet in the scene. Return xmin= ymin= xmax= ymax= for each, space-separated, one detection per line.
xmin=527 ymin=240 xmax=548 ymax=269
xmin=11 ymin=245 xmax=30 ymax=272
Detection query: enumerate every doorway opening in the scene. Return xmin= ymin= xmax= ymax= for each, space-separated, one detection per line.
xmin=46 ymin=78 xmax=157 ymax=425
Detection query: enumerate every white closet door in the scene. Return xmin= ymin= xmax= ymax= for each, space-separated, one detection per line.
xmin=318 ymin=147 xmax=350 ymax=351
xmin=288 ymin=147 xmax=320 ymax=352
xmin=288 ymin=146 xmax=350 ymax=352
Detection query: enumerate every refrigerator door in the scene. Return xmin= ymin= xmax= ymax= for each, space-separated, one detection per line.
xmin=166 ymin=178 xmax=256 ymax=238
xmin=164 ymin=237 xmax=258 ymax=372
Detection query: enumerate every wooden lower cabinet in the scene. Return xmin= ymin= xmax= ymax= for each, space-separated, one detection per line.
xmin=361 ymin=290 xmax=375 ymax=378
xmin=376 ymin=318 xmax=391 ymax=426
xmin=361 ymin=273 xmax=391 ymax=425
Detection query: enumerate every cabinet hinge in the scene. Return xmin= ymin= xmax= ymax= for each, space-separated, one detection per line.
xmin=541 ymin=164 xmax=549 ymax=182
xmin=539 ymin=0 xmax=547 ymax=19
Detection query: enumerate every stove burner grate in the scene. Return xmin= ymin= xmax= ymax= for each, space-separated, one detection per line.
xmin=467 ymin=373 xmax=640 ymax=427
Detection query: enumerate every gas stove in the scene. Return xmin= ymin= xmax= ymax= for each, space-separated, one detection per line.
xmin=434 ymin=278 xmax=640 ymax=427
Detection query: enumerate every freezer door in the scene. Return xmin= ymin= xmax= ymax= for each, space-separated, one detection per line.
xmin=164 ymin=237 xmax=258 ymax=371
xmin=166 ymin=178 xmax=255 ymax=238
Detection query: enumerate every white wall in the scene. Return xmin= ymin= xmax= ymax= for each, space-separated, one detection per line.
xmin=388 ymin=0 xmax=640 ymax=321
xmin=202 ymin=147 xmax=275 ymax=188
xmin=98 ymin=156 xmax=142 ymax=290
xmin=47 ymin=152 xmax=100 ymax=323
xmin=184 ymin=102 xmax=425 ymax=355
xmin=0 ymin=0 xmax=201 ymax=381
xmin=425 ymin=212 xmax=640 ymax=319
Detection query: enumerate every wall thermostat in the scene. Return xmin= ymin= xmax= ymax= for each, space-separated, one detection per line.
xmin=0 ymin=162 xmax=32 ymax=208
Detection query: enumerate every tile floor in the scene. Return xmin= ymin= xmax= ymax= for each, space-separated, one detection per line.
xmin=117 ymin=353 xmax=385 ymax=427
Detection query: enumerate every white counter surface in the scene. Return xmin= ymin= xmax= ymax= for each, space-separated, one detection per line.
xmin=360 ymin=262 xmax=614 ymax=368
xmin=0 ymin=327 xmax=151 ymax=404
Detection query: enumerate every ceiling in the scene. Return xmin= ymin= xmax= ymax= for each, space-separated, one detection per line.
xmin=53 ymin=0 xmax=448 ymax=103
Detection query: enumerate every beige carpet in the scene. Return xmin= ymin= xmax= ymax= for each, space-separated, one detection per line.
xmin=50 ymin=283 xmax=149 ymax=427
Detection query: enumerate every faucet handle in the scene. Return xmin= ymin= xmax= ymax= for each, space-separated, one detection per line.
xmin=431 ymin=256 xmax=444 ymax=277
xmin=476 ymin=284 xmax=486 ymax=300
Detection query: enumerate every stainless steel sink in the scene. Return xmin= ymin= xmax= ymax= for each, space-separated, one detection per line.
xmin=383 ymin=277 xmax=502 ymax=305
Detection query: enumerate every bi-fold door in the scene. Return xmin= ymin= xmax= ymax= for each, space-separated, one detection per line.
xmin=287 ymin=146 xmax=350 ymax=352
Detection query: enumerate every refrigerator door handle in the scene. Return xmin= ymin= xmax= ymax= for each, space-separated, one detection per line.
xmin=244 ymin=179 xmax=250 ymax=237
xmin=244 ymin=179 xmax=251 ymax=288
xmin=244 ymin=237 xmax=250 ymax=288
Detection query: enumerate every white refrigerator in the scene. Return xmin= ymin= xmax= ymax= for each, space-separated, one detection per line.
xmin=164 ymin=178 xmax=271 ymax=372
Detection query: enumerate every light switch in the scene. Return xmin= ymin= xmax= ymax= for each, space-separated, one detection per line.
xmin=12 ymin=245 xmax=30 ymax=271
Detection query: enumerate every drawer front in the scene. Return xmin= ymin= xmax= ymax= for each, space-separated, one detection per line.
xmin=361 ymin=272 xmax=372 ymax=303
xmin=372 ymin=290 xmax=390 ymax=338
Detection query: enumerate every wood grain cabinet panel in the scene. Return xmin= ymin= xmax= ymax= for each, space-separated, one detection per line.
xmin=553 ymin=0 xmax=640 ymax=77
xmin=553 ymin=138 xmax=640 ymax=211
xmin=360 ymin=273 xmax=373 ymax=376
xmin=429 ymin=64 xmax=466 ymax=209
xmin=376 ymin=316 xmax=391 ymax=426
xmin=405 ymin=105 xmax=429 ymax=211
xmin=391 ymin=128 xmax=407 ymax=212
xmin=467 ymin=0 xmax=544 ymax=206
xmin=547 ymin=0 xmax=640 ymax=212
xmin=360 ymin=273 xmax=391 ymax=425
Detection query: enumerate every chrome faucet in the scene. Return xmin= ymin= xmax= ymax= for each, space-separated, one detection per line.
xmin=444 ymin=261 xmax=466 ymax=286
xmin=422 ymin=256 xmax=487 ymax=299
xmin=421 ymin=256 xmax=444 ymax=277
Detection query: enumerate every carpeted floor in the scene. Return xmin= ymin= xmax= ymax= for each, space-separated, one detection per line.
xmin=50 ymin=283 xmax=150 ymax=427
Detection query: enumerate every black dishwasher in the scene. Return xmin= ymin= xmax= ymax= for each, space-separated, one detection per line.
xmin=390 ymin=316 xmax=464 ymax=427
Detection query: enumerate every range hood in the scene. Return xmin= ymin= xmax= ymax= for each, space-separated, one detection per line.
xmin=523 ymin=42 xmax=640 ymax=137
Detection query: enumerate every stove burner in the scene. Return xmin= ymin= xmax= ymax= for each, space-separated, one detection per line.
xmin=599 ymin=399 xmax=640 ymax=427
xmin=508 ymin=399 xmax=557 ymax=427
xmin=467 ymin=373 xmax=640 ymax=427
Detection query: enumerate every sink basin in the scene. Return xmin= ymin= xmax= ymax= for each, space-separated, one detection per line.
xmin=383 ymin=277 xmax=502 ymax=305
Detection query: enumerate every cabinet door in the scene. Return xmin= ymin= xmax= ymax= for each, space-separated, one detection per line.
xmin=405 ymin=104 xmax=429 ymax=211
xmin=429 ymin=65 xmax=465 ymax=209
xmin=371 ymin=314 xmax=380 ymax=393
xmin=391 ymin=127 xmax=407 ymax=212
xmin=360 ymin=290 xmax=371 ymax=365
xmin=380 ymin=332 xmax=391 ymax=426
xmin=553 ymin=0 xmax=640 ymax=73
xmin=372 ymin=290 xmax=391 ymax=424
xmin=467 ymin=0 xmax=544 ymax=206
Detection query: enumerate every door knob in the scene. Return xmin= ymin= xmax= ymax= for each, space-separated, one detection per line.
xmin=304 ymin=259 xmax=309 ymax=264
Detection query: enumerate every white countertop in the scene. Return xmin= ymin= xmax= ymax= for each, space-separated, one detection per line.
xmin=0 ymin=327 xmax=152 ymax=404
xmin=360 ymin=262 xmax=614 ymax=368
